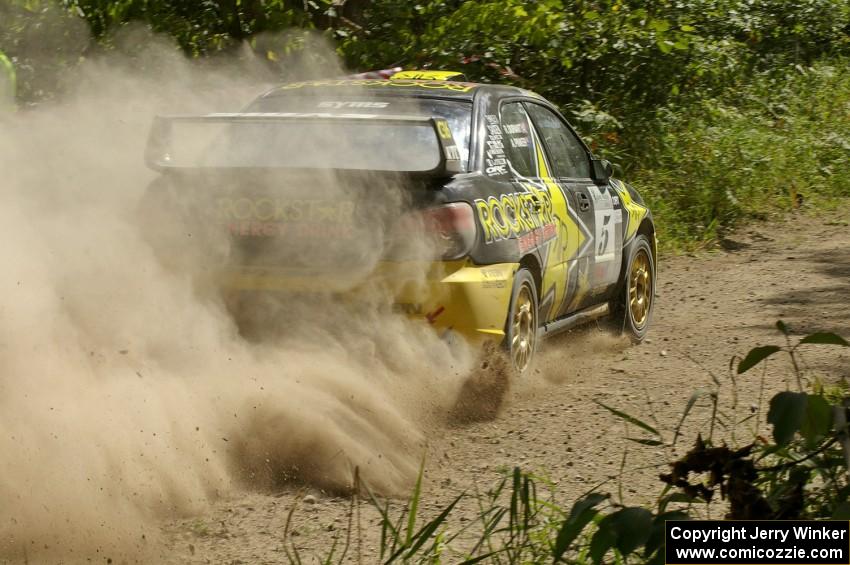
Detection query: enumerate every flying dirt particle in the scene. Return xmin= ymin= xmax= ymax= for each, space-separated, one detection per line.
xmin=449 ymin=342 xmax=511 ymax=424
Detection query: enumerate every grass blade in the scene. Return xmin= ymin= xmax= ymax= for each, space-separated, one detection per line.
xmin=626 ymin=437 xmax=664 ymax=446
xmin=405 ymin=457 xmax=425 ymax=546
xmin=388 ymin=492 xmax=464 ymax=562
xmin=594 ymin=400 xmax=660 ymax=437
xmin=672 ymin=389 xmax=713 ymax=446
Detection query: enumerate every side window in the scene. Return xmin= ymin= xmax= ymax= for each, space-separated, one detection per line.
xmin=499 ymin=102 xmax=537 ymax=178
xmin=525 ymin=103 xmax=590 ymax=178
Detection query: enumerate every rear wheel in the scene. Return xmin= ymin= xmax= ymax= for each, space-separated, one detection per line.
xmin=504 ymin=268 xmax=539 ymax=373
xmin=612 ymin=234 xmax=655 ymax=342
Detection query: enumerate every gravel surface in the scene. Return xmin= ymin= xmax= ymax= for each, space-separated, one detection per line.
xmin=161 ymin=210 xmax=850 ymax=564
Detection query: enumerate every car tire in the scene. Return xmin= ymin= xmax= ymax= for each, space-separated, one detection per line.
xmin=504 ymin=268 xmax=539 ymax=373
xmin=611 ymin=234 xmax=655 ymax=343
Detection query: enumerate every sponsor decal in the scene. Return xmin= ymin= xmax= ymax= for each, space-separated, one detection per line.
xmin=480 ymin=268 xmax=505 ymax=279
xmin=276 ymin=79 xmax=476 ymax=93
xmin=480 ymin=267 xmax=509 ymax=287
xmin=436 ymin=120 xmax=453 ymax=140
xmin=316 ymin=101 xmax=390 ymax=109
xmin=444 ymin=145 xmax=462 ymax=161
xmin=484 ymin=114 xmax=508 ymax=176
xmin=208 ymin=111 xmax=378 ymax=119
xmin=433 ymin=118 xmax=461 ymax=163
xmin=474 ymin=190 xmax=554 ymax=245
xmin=390 ymin=70 xmax=466 ymax=81
xmin=219 ymin=198 xmax=356 ymax=239
xmin=509 ymin=136 xmax=529 ymax=148
xmin=517 ymin=223 xmax=557 ymax=254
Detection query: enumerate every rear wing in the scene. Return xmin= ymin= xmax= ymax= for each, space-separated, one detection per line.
xmin=145 ymin=112 xmax=463 ymax=176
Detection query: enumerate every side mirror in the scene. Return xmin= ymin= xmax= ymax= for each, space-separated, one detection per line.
xmin=591 ymin=158 xmax=613 ymax=183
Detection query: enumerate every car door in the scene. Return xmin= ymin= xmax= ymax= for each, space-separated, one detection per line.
xmin=497 ymin=100 xmax=573 ymax=323
xmin=524 ymin=102 xmax=623 ymax=312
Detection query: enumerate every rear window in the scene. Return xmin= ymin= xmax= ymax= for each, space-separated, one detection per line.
xmin=178 ymin=118 xmax=442 ymax=172
xmin=249 ymin=95 xmax=473 ymax=171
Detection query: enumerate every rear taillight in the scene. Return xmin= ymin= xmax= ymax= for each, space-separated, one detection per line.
xmin=421 ymin=202 xmax=477 ymax=260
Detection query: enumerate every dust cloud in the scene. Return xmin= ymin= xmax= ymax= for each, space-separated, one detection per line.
xmin=0 ymin=32 xmax=475 ymax=561
xmin=530 ymin=325 xmax=630 ymax=386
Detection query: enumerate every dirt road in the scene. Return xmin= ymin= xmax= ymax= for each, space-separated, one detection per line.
xmin=162 ymin=210 xmax=850 ymax=563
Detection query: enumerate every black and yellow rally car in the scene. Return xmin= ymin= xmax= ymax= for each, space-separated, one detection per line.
xmin=144 ymin=71 xmax=657 ymax=372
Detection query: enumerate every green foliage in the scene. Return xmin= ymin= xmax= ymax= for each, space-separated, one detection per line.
xmin=0 ymin=1 xmax=91 ymax=102
xmin=658 ymin=324 xmax=850 ymax=519
xmin=62 ymin=0 xmax=322 ymax=54
xmin=553 ymin=493 xmax=607 ymax=560
xmin=2 ymin=0 xmax=848 ymax=244
xmin=284 ymin=467 xmax=676 ymax=564
xmin=339 ymin=0 xmax=849 ymax=115
xmin=590 ymin=507 xmax=653 ymax=563
xmin=627 ymin=63 xmax=850 ymax=246
xmin=0 ymin=48 xmax=15 ymax=107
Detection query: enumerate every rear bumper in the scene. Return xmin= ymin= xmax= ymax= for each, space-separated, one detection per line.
xmin=219 ymin=260 xmax=517 ymax=340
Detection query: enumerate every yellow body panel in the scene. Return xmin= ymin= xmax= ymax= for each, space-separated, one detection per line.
xmin=220 ymin=260 xmax=518 ymax=341
xmin=614 ymin=179 xmax=648 ymax=243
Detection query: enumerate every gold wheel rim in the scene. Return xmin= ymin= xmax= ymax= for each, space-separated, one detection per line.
xmin=629 ymin=249 xmax=652 ymax=329
xmin=510 ymin=283 xmax=537 ymax=372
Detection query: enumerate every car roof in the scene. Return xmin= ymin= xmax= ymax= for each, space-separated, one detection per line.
xmin=259 ymin=79 xmax=542 ymax=102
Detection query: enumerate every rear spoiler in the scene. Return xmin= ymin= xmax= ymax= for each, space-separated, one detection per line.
xmin=144 ymin=112 xmax=464 ymax=176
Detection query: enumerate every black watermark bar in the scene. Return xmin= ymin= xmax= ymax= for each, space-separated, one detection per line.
xmin=666 ymin=521 xmax=850 ymax=565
